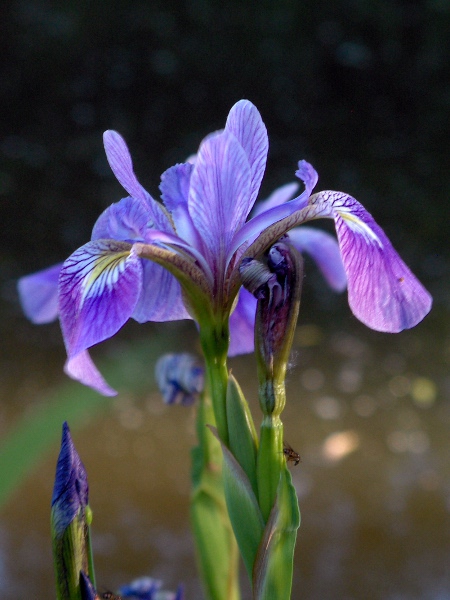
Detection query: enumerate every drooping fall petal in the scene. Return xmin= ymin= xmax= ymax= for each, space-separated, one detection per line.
xmin=59 ymin=240 xmax=143 ymax=358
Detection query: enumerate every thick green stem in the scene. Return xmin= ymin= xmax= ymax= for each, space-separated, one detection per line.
xmin=257 ymin=415 xmax=284 ymax=521
xmin=199 ymin=321 xmax=230 ymax=446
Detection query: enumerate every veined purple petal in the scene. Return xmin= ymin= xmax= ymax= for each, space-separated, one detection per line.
xmin=65 ymin=350 xmax=117 ymax=396
xmin=225 ymin=100 xmax=268 ymax=213
xmin=312 ymin=191 xmax=432 ymax=332
xmin=288 ymin=226 xmax=347 ymax=292
xmin=160 ymin=163 xmax=193 ymax=211
xmin=92 ymin=196 xmax=158 ymax=242
xmin=17 ymin=262 xmax=61 ymax=323
xmin=103 ymin=130 xmax=170 ymax=231
xmin=103 ymin=130 xmax=153 ymax=204
xmin=228 ymin=160 xmax=318 ymax=261
xmin=132 ymin=260 xmax=191 ymax=322
xmin=188 ymin=130 xmax=251 ymax=269
xmin=252 ymin=182 xmax=299 ymax=217
xmin=59 ymin=240 xmax=143 ymax=358
xmin=229 ymin=288 xmax=257 ymax=356
xmin=159 ymin=163 xmax=204 ymax=249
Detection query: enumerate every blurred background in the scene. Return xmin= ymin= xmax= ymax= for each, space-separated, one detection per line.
xmin=0 ymin=0 xmax=449 ymax=598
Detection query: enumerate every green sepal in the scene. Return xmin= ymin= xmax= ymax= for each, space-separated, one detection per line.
xmin=253 ymin=466 xmax=301 ymax=600
xmin=226 ymin=374 xmax=259 ymax=496
xmin=256 ymin=416 xmax=284 ymax=521
xmin=51 ymin=508 xmax=90 ymax=600
xmin=191 ymin=397 xmax=240 ymax=600
xmin=208 ymin=425 xmax=265 ymax=580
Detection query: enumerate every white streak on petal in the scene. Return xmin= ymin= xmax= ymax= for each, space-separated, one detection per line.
xmin=59 ymin=240 xmax=142 ymax=357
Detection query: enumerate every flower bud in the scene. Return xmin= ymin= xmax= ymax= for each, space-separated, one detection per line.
xmin=155 ymin=353 xmax=204 ymax=405
xmin=241 ymin=240 xmax=304 ymax=415
xmin=51 ymin=422 xmax=92 ymax=600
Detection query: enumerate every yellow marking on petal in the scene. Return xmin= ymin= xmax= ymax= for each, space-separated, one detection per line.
xmin=338 ymin=211 xmax=383 ymax=248
xmin=80 ymin=250 xmax=131 ymax=305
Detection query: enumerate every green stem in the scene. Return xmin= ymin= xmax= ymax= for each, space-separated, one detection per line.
xmin=199 ymin=321 xmax=230 ymax=446
xmin=257 ymin=415 xmax=284 ymax=521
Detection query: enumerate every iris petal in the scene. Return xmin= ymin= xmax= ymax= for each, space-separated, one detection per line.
xmin=228 ymin=288 xmax=257 ymax=356
xmin=59 ymin=240 xmax=143 ymax=357
xmin=228 ymin=160 xmax=318 ymax=261
xmin=160 ymin=163 xmax=203 ymax=249
xmin=103 ymin=130 xmax=152 ymax=204
xmin=288 ymin=227 xmax=347 ymax=292
xmin=313 ymin=191 xmax=432 ymax=332
xmin=103 ymin=130 xmax=171 ymax=231
xmin=65 ymin=350 xmax=117 ymax=396
xmin=252 ymin=182 xmax=299 ymax=217
xmin=188 ymin=130 xmax=251 ymax=268
xmin=17 ymin=263 xmax=61 ymax=324
xmin=225 ymin=100 xmax=268 ymax=213
xmin=92 ymin=196 xmax=154 ymax=242
xmin=132 ymin=260 xmax=191 ymax=322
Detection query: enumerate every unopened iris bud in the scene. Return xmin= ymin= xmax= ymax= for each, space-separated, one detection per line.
xmin=155 ymin=353 xmax=204 ymax=406
xmin=52 ymin=422 xmax=93 ymax=600
xmin=79 ymin=572 xmax=98 ymax=600
xmin=241 ymin=240 xmax=304 ymax=416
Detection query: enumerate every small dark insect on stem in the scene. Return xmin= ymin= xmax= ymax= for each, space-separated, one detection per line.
xmin=283 ymin=442 xmax=301 ymax=466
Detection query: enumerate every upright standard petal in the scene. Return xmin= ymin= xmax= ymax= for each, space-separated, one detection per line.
xmin=228 ymin=160 xmax=319 ymax=260
xmin=225 ymin=100 xmax=268 ymax=212
xmin=188 ymin=130 xmax=251 ymax=269
xmin=59 ymin=240 xmax=143 ymax=358
xmin=103 ymin=130 xmax=170 ymax=231
xmin=17 ymin=262 xmax=61 ymax=324
xmin=311 ymin=191 xmax=432 ymax=331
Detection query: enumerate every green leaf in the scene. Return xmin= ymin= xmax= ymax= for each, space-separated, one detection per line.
xmin=226 ymin=374 xmax=258 ymax=496
xmin=208 ymin=425 xmax=265 ymax=579
xmin=191 ymin=397 xmax=240 ymax=600
xmin=253 ymin=467 xmax=301 ymax=600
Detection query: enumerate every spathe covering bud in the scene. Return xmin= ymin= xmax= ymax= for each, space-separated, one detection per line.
xmin=52 ymin=422 xmax=94 ymax=600
xmin=241 ymin=240 xmax=304 ymax=416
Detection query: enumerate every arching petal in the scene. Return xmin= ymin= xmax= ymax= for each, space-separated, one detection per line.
xmin=132 ymin=260 xmax=191 ymax=322
xmin=188 ymin=129 xmax=251 ymax=268
xmin=103 ymin=130 xmax=170 ymax=231
xmin=225 ymin=100 xmax=268 ymax=213
xmin=228 ymin=287 xmax=257 ymax=356
xmin=288 ymin=226 xmax=347 ymax=292
xmin=64 ymin=350 xmax=117 ymax=396
xmin=313 ymin=191 xmax=432 ymax=332
xmin=59 ymin=240 xmax=143 ymax=358
xmin=17 ymin=262 xmax=62 ymax=324
xmin=252 ymin=182 xmax=299 ymax=217
xmin=228 ymin=160 xmax=318 ymax=260
xmin=103 ymin=130 xmax=152 ymax=204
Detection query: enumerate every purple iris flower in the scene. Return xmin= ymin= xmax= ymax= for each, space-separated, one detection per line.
xmin=18 ymin=100 xmax=431 ymax=396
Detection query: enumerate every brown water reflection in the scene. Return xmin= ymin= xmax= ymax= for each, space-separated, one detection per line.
xmin=0 ymin=315 xmax=449 ymax=599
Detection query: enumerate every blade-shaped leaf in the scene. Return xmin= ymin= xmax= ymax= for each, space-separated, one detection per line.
xmin=226 ymin=374 xmax=258 ymax=496
xmin=253 ymin=467 xmax=300 ymax=600
xmin=207 ymin=425 xmax=265 ymax=579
